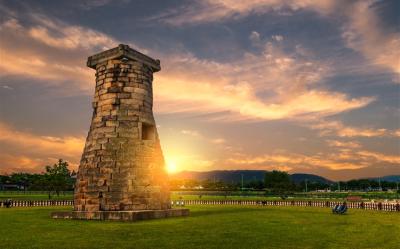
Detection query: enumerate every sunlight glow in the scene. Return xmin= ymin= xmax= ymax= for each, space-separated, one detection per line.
xmin=166 ymin=159 xmax=178 ymax=174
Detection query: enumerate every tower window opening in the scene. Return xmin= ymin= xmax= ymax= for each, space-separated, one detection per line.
xmin=142 ymin=123 xmax=155 ymax=140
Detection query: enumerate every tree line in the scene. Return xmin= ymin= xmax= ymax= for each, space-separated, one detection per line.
xmin=1 ymin=161 xmax=399 ymax=194
xmin=172 ymin=170 xmax=399 ymax=193
xmin=0 ymin=159 xmax=75 ymax=198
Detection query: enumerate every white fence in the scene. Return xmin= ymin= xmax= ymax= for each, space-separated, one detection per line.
xmin=1 ymin=199 xmax=399 ymax=212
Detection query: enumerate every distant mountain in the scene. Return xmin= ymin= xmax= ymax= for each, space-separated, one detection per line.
xmin=170 ymin=170 xmax=333 ymax=184
xmin=170 ymin=170 xmax=399 ymax=184
xmin=170 ymin=170 xmax=266 ymax=183
xmin=290 ymin=173 xmax=333 ymax=184
xmin=368 ymin=175 xmax=400 ymax=183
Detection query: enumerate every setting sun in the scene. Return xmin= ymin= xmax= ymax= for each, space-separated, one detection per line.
xmin=166 ymin=159 xmax=178 ymax=174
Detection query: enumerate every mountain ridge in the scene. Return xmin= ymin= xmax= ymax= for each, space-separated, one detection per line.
xmin=170 ymin=170 xmax=333 ymax=184
xmin=170 ymin=170 xmax=400 ymax=184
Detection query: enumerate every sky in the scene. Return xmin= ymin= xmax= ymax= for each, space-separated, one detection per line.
xmin=0 ymin=0 xmax=399 ymax=180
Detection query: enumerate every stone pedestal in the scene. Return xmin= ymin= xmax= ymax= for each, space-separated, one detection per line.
xmin=61 ymin=44 xmax=189 ymax=221
xmin=51 ymin=209 xmax=189 ymax=221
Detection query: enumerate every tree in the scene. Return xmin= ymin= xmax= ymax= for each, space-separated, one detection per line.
xmin=264 ymin=170 xmax=293 ymax=194
xmin=44 ymin=159 xmax=72 ymax=198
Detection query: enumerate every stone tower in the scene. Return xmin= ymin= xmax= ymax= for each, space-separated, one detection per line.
xmin=63 ymin=45 xmax=188 ymax=220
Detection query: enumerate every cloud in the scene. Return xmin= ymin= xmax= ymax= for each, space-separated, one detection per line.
xmin=0 ymin=12 xmax=374 ymax=122
xmin=154 ymin=0 xmax=337 ymax=26
xmin=249 ymin=31 xmax=261 ymax=45
xmin=271 ymin=35 xmax=283 ymax=41
xmin=342 ymin=1 xmax=400 ymax=80
xmin=0 ymin=4 xmax=396 ymax=180
xmin=154 ymin=42 xmax=373 ymax=122
xmin=78 ymin=0 xmax=131 ymax=10
xmin=0 ymin=154 xmax=48 ymax=174
xmin=326 ymin=140 xmax=361 ymax=149
xmin=154 ymin=0 xmax=399 ymax=79
xmin=1 ymin=85 xmax=13 ymax=90
xmin=0 ymin=15 xmax=122 ymax=94
xmin=226 ymin=147 xmax=400 ymax=171
xmin=211 ymin=138 xmax=226 ymax=144
xmin=0 ymin=122 xmax=84 ymax=173
xmin=309 ymin=120 xmax=391 ymax=137
xmin=181 ymin=129 xmax=202 ymax=137
xmin=356 ymin=150 xmax=400 ymax=165
xmin=180 ymin=130 xmax=227 ymax=146
xmin=28 ymin=16 xmax=117 ymax=50
xmin=227 ymin=152 xmax=366 ymax=171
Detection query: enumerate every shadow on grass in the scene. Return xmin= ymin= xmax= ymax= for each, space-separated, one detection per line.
xmin=187 ymin=205 xmax=347 ymax=220
xmin=188 ymin=206 xmax=265 ymax=218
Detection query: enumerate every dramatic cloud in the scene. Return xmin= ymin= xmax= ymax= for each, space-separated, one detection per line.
xmin=0 ymin=2 xmax=397 ymax=179
xmin=0 ymin=15 xmax=121 ymax=94
xmin=227 ymin=152 xmax=366 ymax=171
xmin=0 ymin=154 xmax=48 ymax=174
xmin=155 ymin=0 xmax=337 ymax=25
xmin=342 ymin=1 xmax=400 ymax=79
xmin=154 ymin=42 xmax=373 ymax=121
xmin=0 ymin=13 xmax=375 ymax=122
xmin=226 ymin=148 xmax=400 ymax=172
xmin=0 ymin=122 xmax=84 ymax=173
xmin=356 ymin=151 xmax=400 ymax=165
xmin=155 ymin=0 xmax=400 ymax=79
xmin=28 ymin=15 xmax=117 ymax=50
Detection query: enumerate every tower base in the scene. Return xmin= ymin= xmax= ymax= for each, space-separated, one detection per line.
xmin=51 ymin=209 xmax=189 ymax=221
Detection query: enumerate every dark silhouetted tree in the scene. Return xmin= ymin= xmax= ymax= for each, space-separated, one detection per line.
xmin=264 ymin=170 xmax=293 ymax=194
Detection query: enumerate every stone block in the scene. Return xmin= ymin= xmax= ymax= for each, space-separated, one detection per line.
xmin=106 ymin=120 xmax=119 ymax=127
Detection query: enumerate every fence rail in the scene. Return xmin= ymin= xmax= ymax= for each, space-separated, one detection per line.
xmin=1 ymin=199 xmax=399 ymax=212
xmin=173 ymin=200 xmax=400 ymax=212
xmin=0 ymin=191 xmax=73 ymax=195
xmin=0 ymin=200 xmax=73 ymax=208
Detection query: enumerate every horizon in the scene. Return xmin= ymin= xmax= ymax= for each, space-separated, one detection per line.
xmin=0 ymin=0 xmax=399 ymax=181
xmin=168 ymin=170 xmax=400 ymax=182
xmin=1 ymin=167 xmax=399 ymax=182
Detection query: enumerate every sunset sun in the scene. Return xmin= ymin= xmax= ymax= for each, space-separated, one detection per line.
xmin=166 ymin=159 xmax=178 ymax=174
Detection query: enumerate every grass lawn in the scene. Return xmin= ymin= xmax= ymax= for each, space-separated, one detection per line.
xmin=1 ymin=205 xmax=399 ymax=249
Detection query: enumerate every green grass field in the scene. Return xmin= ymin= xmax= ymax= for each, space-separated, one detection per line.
xmin=1 ymin=205 xmax=399 ymax=249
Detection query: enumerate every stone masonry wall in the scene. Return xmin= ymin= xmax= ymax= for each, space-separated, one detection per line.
xmin=74 ymin=54 xmax=170 ymax=212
